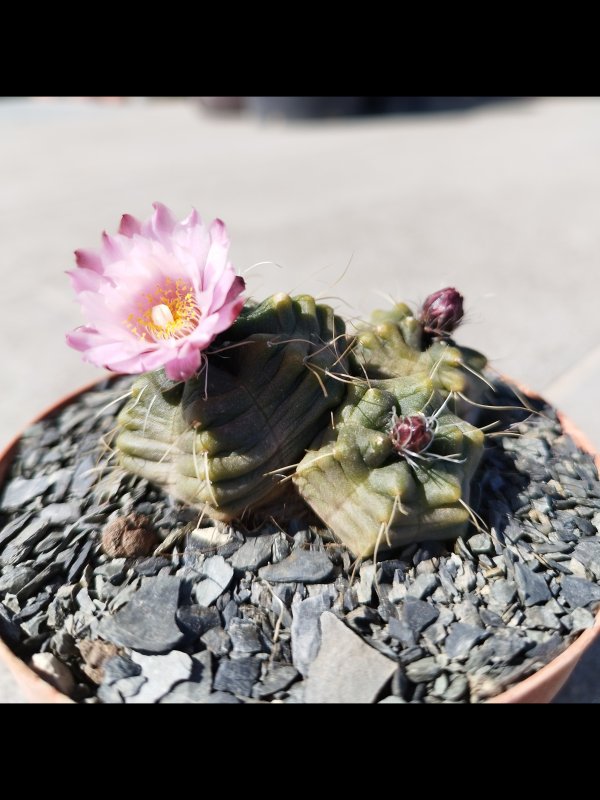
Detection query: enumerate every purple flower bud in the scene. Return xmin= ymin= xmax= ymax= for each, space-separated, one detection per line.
xmin=390 ymin=414 xmax=434 ymax=454
xmin=420 ymin=287 xmax=464 ymax=337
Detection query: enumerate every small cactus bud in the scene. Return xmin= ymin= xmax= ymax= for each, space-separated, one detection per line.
xmin=420 ymin=287 xmax=464 ymax=337
xmin=390 ymin=413 xmax=433 ymax=454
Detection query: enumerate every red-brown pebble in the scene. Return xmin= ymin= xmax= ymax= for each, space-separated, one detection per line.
xmin=101 ymin=513 xmax=159 ymax=558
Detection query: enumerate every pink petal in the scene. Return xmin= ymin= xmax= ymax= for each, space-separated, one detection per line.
xmin=66 ymin=326 xmax=102 ymax=351
xmin=66 ymin=268 xmax=108 ymax=294
xmin=119 ymin=213 xmax=142 ymax=237
xmin=152 ymin=202 xmax=176 ymax=236
xmin=101 ymin=231 xmax=124 ymax=260
xmin=75 ymin=248 xmax=104 ymax=273
xmin=180 ymin=208 xmax=200 ymax=229
xmin=164 ymin=344 xmax=202 ymax=381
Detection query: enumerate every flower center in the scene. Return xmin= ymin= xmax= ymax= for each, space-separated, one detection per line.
xmin=126 ymin=278 xmax=200 ymax=341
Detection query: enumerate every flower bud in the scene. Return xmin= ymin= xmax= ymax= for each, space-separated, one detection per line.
xmin=420 ymin=287 xmax=464 ymax=336
xmin=390 ymin=414 xmax=433 ymax=454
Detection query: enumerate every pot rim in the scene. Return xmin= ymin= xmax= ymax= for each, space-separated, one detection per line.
xmin=0 ymin=373 xmax=598 ymax=704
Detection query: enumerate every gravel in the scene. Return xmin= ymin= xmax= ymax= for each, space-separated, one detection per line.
xmin=0 ymin=374 xmax=599 ymax=703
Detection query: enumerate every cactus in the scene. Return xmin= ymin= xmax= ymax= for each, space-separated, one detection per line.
xmin=113 ymin=287 xmax=488 ymax=557
xmin=350 ymin=300 xmax=488 ymax=431
xmin=351 ymin=301 xmax=486 ymax=396
xmin=116 ymin=293 xmax=349 ymax=520
xmin=292 ymin=375 xmax=485 ymax=557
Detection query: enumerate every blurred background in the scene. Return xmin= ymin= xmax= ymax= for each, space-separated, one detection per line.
xmin=0 ymin=96 xmax=599 ymax=702
xmin=1 ymin=96 xmax=599 ymax=452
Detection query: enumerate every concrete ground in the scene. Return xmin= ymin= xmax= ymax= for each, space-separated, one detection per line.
xmin=0 ymin=96 xmax=599 ymax=702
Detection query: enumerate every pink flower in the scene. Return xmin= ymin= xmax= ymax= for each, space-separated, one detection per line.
xmin=66 ymin=203 xmax=246 ymax=381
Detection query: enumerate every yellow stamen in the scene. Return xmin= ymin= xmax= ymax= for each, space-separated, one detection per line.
xmin=124 ymin=279 xmax=200 ymax=341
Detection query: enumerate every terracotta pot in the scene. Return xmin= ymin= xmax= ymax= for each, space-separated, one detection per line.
xmin=0 ymin=376 xmax=598 ymax=704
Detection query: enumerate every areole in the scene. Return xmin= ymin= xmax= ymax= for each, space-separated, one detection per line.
xmin=0 ymin=376 xmax=598 ymax=704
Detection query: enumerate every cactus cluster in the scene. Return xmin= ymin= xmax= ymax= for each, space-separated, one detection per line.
xmin=116 ymin=288 xmax=488 ymax=556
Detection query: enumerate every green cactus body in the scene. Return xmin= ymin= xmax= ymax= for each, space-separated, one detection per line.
xmin=293 ymin=375 xmax=485 ymax=558
xmin=116 ymin=293 xmax=349 ymax=520
xmin=352 ymin=303 xmax=487 ymax=398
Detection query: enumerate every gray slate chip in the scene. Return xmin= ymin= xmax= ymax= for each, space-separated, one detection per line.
xmin=103 ymin=655 xmax=142 ymax=684
xmin=0 ymin=475 xmax=56 ymax=511
xmin=513 ymin=563 xmax=551 ymax=606
xmin=200 ymin=626 xmax=232 ymax=656
xmin=259 ymin=548 xmax=334 ymax=584
xmin=99 ymin=576 xmax=185 ymax=653
xmin=228 ymin=618 xmax=264 ymax=654
xmin=0 ymin=519 xmax=51 ymax=566
xmin=176 ymin=605 xmax=220 ymax=639
xmin=406 ymin=573 xmax=438 ymax=599
xmin=444 ymin=623 xmax=486 ymax=660
xmin=291 ymin=592 xmax=333 ymax=676
xmin=253 ymin=665 xmax=299 ymax=699
xmin=404 ymin=657 xmax=442 ymax=683
xmin=304 ymin=612 xmax=396 ymax=703
xmin=127 ymin=650 xmax=193 ymax=703
xmin=0 ymin=512 xmax=34 ymax=548
xmin=559 ymin=576 xmax=600 ymax=609
xmin=194 ymin=555 xmax=234 ymax=606
xmin=0 ymin=564 xmax=37 ymax=594
xmin=400 ymin=597 xmax=439 ymax=637
xmin=230 ymin=535 xmax=276 ymax=572
xmin=213 ymin=657 xmax=261 ymax=697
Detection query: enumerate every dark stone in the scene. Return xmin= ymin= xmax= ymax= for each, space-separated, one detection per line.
xmin=67 ymin=539 xmax=96 ymax=583
xmin=221 ymin=598 xmax=239 ymax=628
xmin=479 ymin=608 xmax=503 ymax=628
xmin=445 ymin=623 xmax=486 ymax=660
xmin=559 ymin=576 xmax=600 ymax=609
xmin=573 ymin=540 xmax=600 ymax=579
xmin=404 ymin=657 xmax=442 ymax=683
xmin=406 ymin=573 xmax=438 ymax=599
xmin=0 ymin=475 xmax=56 ymax=511
xmin=16 ymin=563 xmax=62 ymax=602
xmin=397 ymin=646 xmax=426 ymax=665
xmin=176 ymin=605 xmax=220 ymax=639
xmin=526 ymin=633 xmax=564 ymax=663
xmin=39 ymin=503 xmax=80 ymax=526
xmin=0 ymin=564 xmax=37 ymax=594
xmin=253 ymin=665 xmax=299 ymax=699
xmin=230 ymin=535 xmax=277 ymax=572
xmin=132 ymin=557 xmax=171 ymax=576
xmin=513 ymin=563 xmax=551 ymax=606
xmin=0 ymin=519 xmax=51 ymax=566
xmin=259 ymin=549 xmax=334 ymax=584
xmin=387 ymin=617 xmax=416 ymax=648
xmin=345 ymin=605 xmax=381 ymax=633
xmin=103 ymin=655 xmax=142 ymax=684
xmin=401 ymin=597 xmax=439 ymax=637
xmin=70 ymin=456 xmax=97 ymax=497
xmin=99 ymin=576 xmax=185 ymax=653
xmin=213 ymin=657 xmax=261 ymax=697
xmin=468 ymin=631 xmax=529 ymax=669
xmin=200 ymin=626 xmax=232 ymax=656
xmin=0 ymin=512 xmax=34 ymax=548
xmin=227 ymin=618 xmax=264 ymax=654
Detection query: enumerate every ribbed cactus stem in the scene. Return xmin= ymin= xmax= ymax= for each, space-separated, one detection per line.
xmin=293 ymin=376 xmax=484 ymax=557
xmin=116 ymin=294 xmax=349 ymax=520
